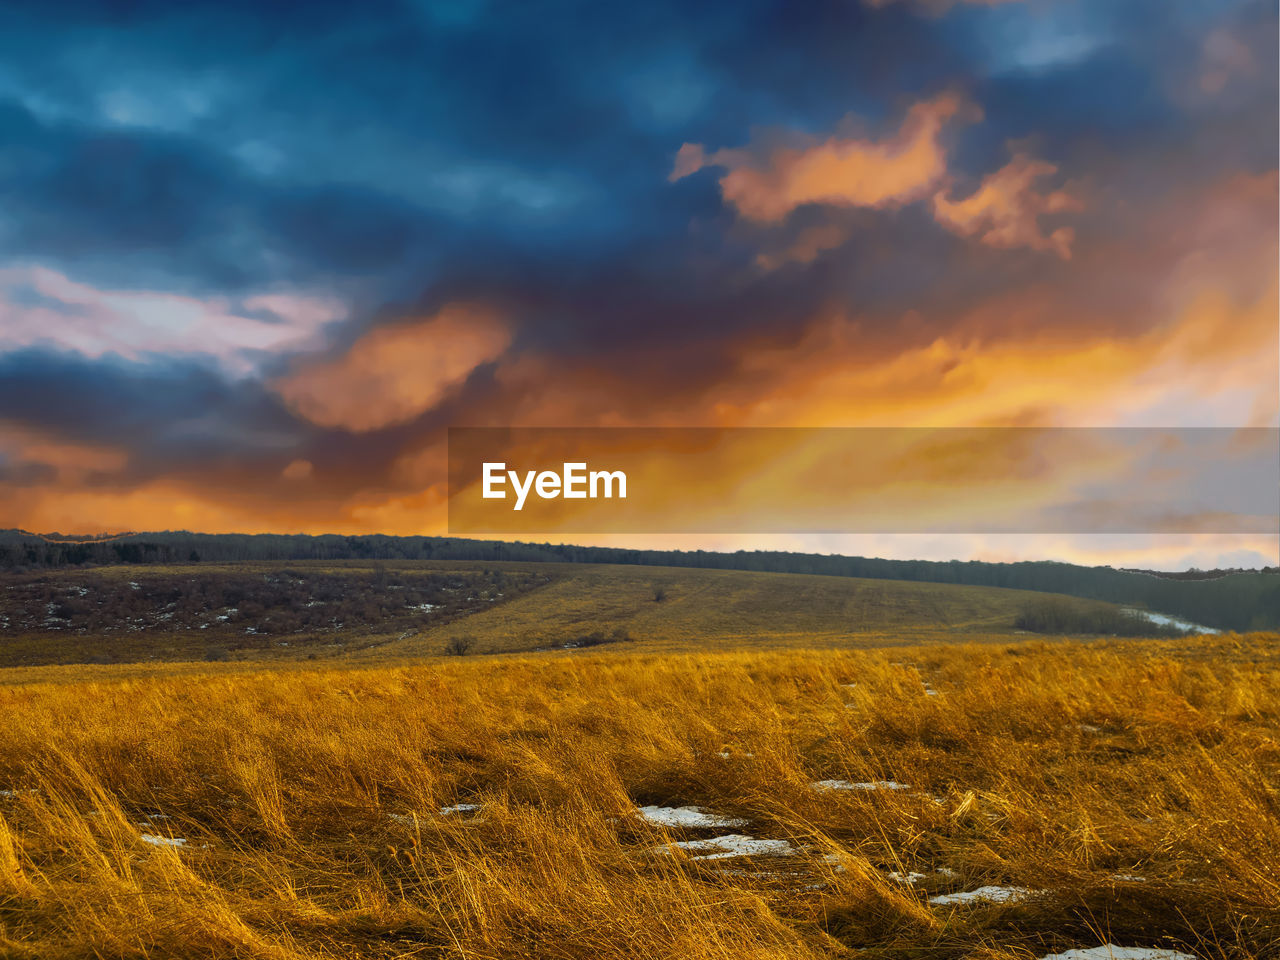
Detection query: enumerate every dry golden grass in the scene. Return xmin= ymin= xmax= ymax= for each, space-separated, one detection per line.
xmin=384 ymin=562 xmax=1038 ymax=655
xmin=0 ymin=635 xmax=1277 ymax=959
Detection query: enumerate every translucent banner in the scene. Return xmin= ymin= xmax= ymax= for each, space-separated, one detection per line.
xmin=447 ymin=427 xmax=1280 ymax=534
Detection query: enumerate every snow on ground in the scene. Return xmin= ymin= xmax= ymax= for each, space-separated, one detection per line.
xmin=929 ymin=885 xmax=1040 ymax=905
xmin=636 ymin=805 xmax=748 ymax=828
xmin=140 ymin=834 xmax=187 ymax=847
xmin=1039 ymin=948 xmax=1196 ymax=960
xmin=658 ymin=834 xmax=797 ymax=861
xmin=1124 ymin=609 xmax=1219 ymax=635
xmin=813 ymin=780 xmax=911 ymax=792
xmin=888 ymin=870 xmax=927 ymax=884
xmin=439 ymin=803 xmax=481 ymax=816
xmin=388 ymin=803 xmax=482 ymax=825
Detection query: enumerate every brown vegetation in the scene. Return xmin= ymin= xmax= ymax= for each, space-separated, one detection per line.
xmin=0 ymin=564 xmax=552 ymax=666
xmin=0 ymin=635 xmax=1276 ymax=959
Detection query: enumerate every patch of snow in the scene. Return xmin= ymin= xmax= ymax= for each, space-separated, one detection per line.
xmin=1124 ymin=609 xmax=1219 ymax=636
xmin=813 ymin=780 xmax=911 ymax=792
xmin=128 ymin=581 xmax=140 ymax=590
xmin=930 ymin=884 xmax=1040 ymax=905
xmin=1110 ymin=874 xmax=1146 ymax=882
xmin=1039 ymin=948 xmax=1196 ymax=960
xmin=637 ymin=805 xmax=748 ymax=829
xmin=439 ymin=803 xmax=481 ymax=816
xmin=888 ymin=870 xmax=928 ymax=884
xmin=140 ymin=834 xmax=187 ymax=847
xmin=659 ymin=834 xmax=797 ymax=861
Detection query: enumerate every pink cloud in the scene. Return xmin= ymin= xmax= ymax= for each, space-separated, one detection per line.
xmin=0 ymin=265 xmax=344 ymax=374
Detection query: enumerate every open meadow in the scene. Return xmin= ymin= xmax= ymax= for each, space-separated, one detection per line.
xmin=0 ymin=624 xmax=1277 ymax=959
xmin=0 ymin=560 xmax=1165 ymax=667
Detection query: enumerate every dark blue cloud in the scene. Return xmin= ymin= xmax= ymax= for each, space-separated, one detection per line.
xmin=0 ymin=0 xmax=1271 ymax=499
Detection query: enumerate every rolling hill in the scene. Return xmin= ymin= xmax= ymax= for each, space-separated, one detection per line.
xmin=0 ymin=559 xmax=1189 ymax=667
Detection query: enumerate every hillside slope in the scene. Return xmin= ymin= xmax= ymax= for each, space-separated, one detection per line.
xmin=378 ymin=562 xmax=1058 ymax=656
xmin=6 ymin=530 xmax=1275 ymax=630
xmin=0 ymin=560 xmax=1186 ymax=666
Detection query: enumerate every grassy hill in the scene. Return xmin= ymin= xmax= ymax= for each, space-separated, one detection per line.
xmin=7 ymin=530 xmax=1275 ymax=630
xmin=380 ymin=562 xmax=1042 ymax=657
xmin=0 ymin=560 xmax=1182 ymax=667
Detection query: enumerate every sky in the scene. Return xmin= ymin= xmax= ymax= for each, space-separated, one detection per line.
xmin=0 ymin=0 xmax=1275 ymax=570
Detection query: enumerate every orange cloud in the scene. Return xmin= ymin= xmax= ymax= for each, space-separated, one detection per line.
xmin=0 ymin=424 xmax=128 ymax=479
xmin=281 ymin=459 xmax=313 ymax=480
xmin=671 ymin=94 xmax=973 ymax=222
xmin=273 ymin=303 xmax=511 ymax=432
xmin=933 ymin=153 xmax=1082 ymax=259
xmin=755 ymin=223 xmax=849 ymax=271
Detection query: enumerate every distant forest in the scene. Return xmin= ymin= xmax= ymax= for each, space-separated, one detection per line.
xmin=2 ymin=529 xmax=1278 ymax=632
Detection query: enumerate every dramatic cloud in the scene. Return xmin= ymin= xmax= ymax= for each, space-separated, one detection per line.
xmin=675 ymin=98 xmax=1080 ymax=259
xmin=272 ymin=305 xmax=512 ymax=432
xmin=932 ymin=153 xmax=1081 ymax=258
xmin=0 ymin=0 xmax=1272 ymax=568
xmin=671 ymin=94 xmax=973 ymax=221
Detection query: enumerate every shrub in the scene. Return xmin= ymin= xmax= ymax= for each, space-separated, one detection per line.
xmin=444 ymin=635 xmax=475 ymax=656
xmin=1014 ymin=598 xmax=1179 ymax=636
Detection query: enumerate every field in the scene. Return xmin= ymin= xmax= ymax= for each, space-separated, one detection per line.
xmin=1 ymin=633 xmax=1278 ymax=959
xmin=0 ymin=560 xmax=1104 ymax=667
xmin=0 ymin=562 xmax=1275 ymax=959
